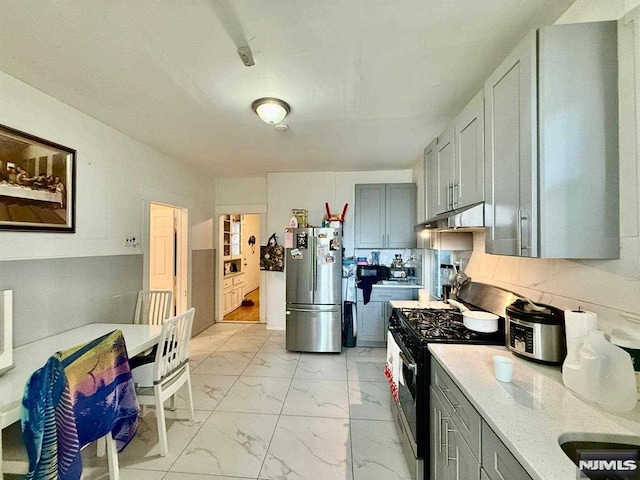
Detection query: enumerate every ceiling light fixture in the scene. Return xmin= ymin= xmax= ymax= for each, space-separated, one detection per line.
xmin=252 ymin=97 xmax=291 ymax=124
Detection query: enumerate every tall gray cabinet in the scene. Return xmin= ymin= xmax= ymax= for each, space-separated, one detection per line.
xmin=484 ymin=21 xmax=619 ymax=258
xmin=354 ymin=183 xmax=417 ymax=249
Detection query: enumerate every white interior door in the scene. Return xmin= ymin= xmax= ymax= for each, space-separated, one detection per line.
xmin=243 ymin=214 xmax=260 ymax=293
xmin=150 ymin=203 xmax=176 ymax=314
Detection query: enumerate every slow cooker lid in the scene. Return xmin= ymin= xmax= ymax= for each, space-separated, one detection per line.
xmin=506 ymin=299 xmax=565 ymax=324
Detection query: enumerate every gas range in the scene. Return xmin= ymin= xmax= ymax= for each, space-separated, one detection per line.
xmin=387 ymin=285 xmax=514 ymax=480
xmin=390 ymin=307 xmax=505 ymax=354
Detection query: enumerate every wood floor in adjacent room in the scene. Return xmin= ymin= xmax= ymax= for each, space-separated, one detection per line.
xmin=223 ymin=287 xmax=259 ymax=322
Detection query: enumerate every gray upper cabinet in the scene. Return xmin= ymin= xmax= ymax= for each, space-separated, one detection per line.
xmin=424 ymin=139 xmax=438 ymax=220
xmin=435 ymin=127 xmax=455 ymax=215
xmin=454 ymin=91 xmax=484 ymax=210
xmin=425 ymin=91 xmax=484 ymax=220
xmin=355 ymin=183 xmax=416 ymax=249
xmin=484 ymin=21 xmax=619 ymax=258
xmin=354 ymin=184 xmax=386 ymax=249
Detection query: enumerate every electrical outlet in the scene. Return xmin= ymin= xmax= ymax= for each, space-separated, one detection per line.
xmin=123 ymin=235 xmax=137 ymax=247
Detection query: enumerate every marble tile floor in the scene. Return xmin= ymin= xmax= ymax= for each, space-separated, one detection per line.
xmin=3 ymin=322 xmax=412 ymax=480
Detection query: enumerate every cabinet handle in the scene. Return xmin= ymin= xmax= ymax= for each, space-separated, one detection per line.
xmin=386 ymin=233 xmax=390 ymax=247
xmin=448 ymin=182 xmax=454 ymax=210
xmin=445 ymin=421 xmax=458 ymax=467
xmin=382 ymin=234 xmax=385 ymax=247
xmin=517 ymin=209 xmax=530 ymax=255
xmin=453 ymin=182 xmax=459 ymax=208
xmin=441 ymin=388 xmax=459 ymax=412
xmin=438 ymin=408 xmax=450 ymax=453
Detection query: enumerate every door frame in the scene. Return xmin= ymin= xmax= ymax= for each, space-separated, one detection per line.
xmin=143 ymin=199 xmax=190 ymax=315
xmin=215 ymin=204 xmax=267 ymax=323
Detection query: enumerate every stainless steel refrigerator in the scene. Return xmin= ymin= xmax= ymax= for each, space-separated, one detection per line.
xmin=286 ymin=227 xmax=342 ymax=352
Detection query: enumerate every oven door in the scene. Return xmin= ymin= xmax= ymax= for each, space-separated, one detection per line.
xmin=393 ymin=331 xmax=419 ymax=457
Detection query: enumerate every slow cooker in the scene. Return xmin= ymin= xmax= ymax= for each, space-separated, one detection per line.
xmin=506 ymin=299 xmax=566 ymax=364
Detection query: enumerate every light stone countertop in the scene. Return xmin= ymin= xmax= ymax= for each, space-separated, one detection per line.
xmin=372 ymin=282 xmax=424 ymax=289
xmin=428 ymin=343 xmax=640 ymax=480
xmin=389 ymin=300 xmax=450 ymax=309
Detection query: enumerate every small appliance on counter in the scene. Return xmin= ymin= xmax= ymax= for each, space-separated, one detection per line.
xmin=389 ymin=267 xmax=407 ymax=279
xmin=505 ymin=299 xmax=566 ymax=364
xmin=355 ymin=264 xmax=389 ymax=282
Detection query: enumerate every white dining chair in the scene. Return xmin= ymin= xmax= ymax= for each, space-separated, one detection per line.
xmin=133 ymin=290 xmax=173 ymax=325
xmin=131 ymin=308 xmax=195 ymax=457
xmin=131 ymin=289 xmax=173 ymax=385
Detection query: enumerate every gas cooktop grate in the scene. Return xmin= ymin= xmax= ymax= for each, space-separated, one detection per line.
xmin=397 ymin=308 xmax=496 ymax=341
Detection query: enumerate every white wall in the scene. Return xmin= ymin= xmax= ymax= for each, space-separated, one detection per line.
xmin=0 ymin=70 xmax=216 ymax=261
xmin=215 ymin=176 xmax=267 ymax=207
xmin=462 ymin=2 xmax=640 ymax=339
xmin=0 ymin=70 xmax=217 ymax=343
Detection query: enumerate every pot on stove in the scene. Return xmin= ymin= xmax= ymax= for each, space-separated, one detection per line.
xmin=505 ymin=299 xmax=566 ymax=364
xmin=447 ymin=299 xmax=499 ymax=333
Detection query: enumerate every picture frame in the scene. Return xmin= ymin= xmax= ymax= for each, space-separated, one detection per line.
xmin=0 ymin=124 xmax=75 ymax=232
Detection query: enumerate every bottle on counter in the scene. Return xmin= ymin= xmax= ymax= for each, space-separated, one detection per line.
xmin=405 ymin=256 xmax=417 ymax=279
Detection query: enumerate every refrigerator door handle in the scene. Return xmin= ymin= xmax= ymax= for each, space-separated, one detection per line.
xmin=312 ymin=234 xmax=317 ymax=292
xmin=287 ymin=307 xmax=339 ymax=313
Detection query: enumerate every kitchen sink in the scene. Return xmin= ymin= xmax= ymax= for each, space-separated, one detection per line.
xmin=558 ymin=432 xmax=640 ymax=471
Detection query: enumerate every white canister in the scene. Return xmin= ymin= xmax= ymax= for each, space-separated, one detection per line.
xmin=418 ymin=289 xmax=429 ymax=307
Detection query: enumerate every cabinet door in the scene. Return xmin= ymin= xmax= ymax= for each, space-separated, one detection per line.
xmin=223 ymin=289 xmax=233 ymax=315
xmin=231 ymin=215 xmax=242 ymax=258
xmin=435 ymin=128 xmax=455 ymax=214
xmin=355 ymin=184 xmax=386 ymax=248
xmin=430 ymin=389 xmax=448 ymax=480
xmin=424 ymin=138 xmax=438 ymax=220
xmin=237 ymin=283 xmax=245 ymax=306
xmin=484 ymin=30 xmax=537 ymax=257
xmin=448 ymin=427 xmax=480 ymax=480
xmin=455 ymin=91 xmax=484 ymax=209
xmin=230 ymin=288 xmax=239 ymax=310
xmin=482 ymin=421 xmax=533 ymax=480
xmin=386 ymin=183 xmax=417 ymax=248
xmin=356 ymin=301 xmax=385 ymax=346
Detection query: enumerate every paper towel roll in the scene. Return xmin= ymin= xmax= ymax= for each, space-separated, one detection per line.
xmin=564 ymin=309 xmax=598 ymax=352
xmin=418 ymin=289 xmax=429 ymax=307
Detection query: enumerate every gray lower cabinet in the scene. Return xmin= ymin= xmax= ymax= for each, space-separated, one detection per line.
xmin=431 ymin=361 xmax=481 ymax=480
xmin=482 ymin=422 xmax=533 ymax=480
xmin=355 ymin=288 xmax=416 ymax=346
xmin=356 ymin=300 xmax=386 ymax=346
xmin=431 ymin=387 xmax=480 ymax=480
xmin=431 ymin=359 xmax=532 ymax=480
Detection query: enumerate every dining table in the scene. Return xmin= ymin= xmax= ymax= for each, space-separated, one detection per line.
xmin=0 ymin=323 xmax=162 ymax=476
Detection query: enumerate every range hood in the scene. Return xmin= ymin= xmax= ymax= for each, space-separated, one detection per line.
xmin=415 ymin=201 xmax=485 ymax=232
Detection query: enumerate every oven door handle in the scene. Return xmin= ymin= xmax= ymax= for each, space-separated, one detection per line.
xmin=398 ymin=350 xmax=417 ymax=374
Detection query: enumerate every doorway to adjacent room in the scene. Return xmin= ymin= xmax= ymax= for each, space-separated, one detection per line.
xmin=219 ymin=212 xmax=261 ymax=322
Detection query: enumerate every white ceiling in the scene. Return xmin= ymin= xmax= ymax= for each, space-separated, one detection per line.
xmin=0 ymin=0 xmax=576 ymax=178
